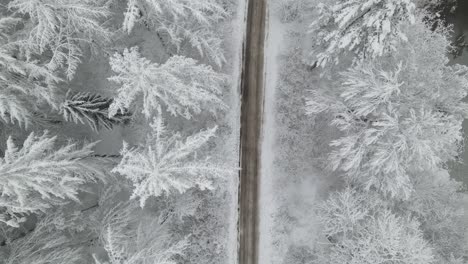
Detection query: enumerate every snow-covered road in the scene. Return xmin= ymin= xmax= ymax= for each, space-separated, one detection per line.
xmin=237 ymin=0 xmax=267 ymax=264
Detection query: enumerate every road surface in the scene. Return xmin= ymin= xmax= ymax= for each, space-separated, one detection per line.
xmin=238 ymin=0 xmax=267 ymax=264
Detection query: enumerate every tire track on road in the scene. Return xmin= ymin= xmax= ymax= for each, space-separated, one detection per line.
xmin=238 ymin=0 xmax=267 ymax=263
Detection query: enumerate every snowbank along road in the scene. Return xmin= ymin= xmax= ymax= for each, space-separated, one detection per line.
xmin=238 ymin=0 xmax=267 ymax=264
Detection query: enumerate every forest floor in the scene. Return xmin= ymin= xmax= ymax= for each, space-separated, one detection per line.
xmin=258 ymin=3 xmax=343 ymax=264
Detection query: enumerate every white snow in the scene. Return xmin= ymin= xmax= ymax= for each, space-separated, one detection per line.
xmin=258 ymin=3 xmax=340 ymax=264
xmin=258 ymin=4 xmax=283 ymax=264
xmin=66 ymin=1 xmax=249 ymax=262
xmin=224 ymin=1 xmax=247 ymax=264
xmin=449 ymin=18 xmax=468 ymax=189
xmin=258 ymin=3 xmax=468 ymax=264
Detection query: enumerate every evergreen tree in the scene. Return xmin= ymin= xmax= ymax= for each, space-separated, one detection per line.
xmin=112 ymin=112 xmax=233 ymax=207
xmin=0 ymin=51 xmax=61 ymax=128
xmin=94 ymin=209 xmax=187 ymax=264
xmin=415 ymin=0 xmax=457 ymax=10
xmin=306 ymin=20 xmax=468 ymax=198
xmin=122 ymin=0 xmax=227 ymax=66
xmin=1 ymin=212 xmax=86 ymax=264
xmin=315 ymin=188 xmax=435 ymax=264
xmin=108 ymin=47 xmax=226 ymax=119
xmin=0 ymin=14 xmax=64 ymax=128
xmin=61 ymin=92 xmax=131 ymax=132
xmin=405 ymin=170 xmax=466 ymax=263
xmin=0 ymin=90 xmax=33 ymax=128
xmin=7 ymin=0 xmax=112 ymax=79
xmin=0 ymin=132 xmax=107 ymax=227
xmin=309 ymin=0 xmax=416 ymax=67
xmin=88 ymin=186 xmax=188 ymax=264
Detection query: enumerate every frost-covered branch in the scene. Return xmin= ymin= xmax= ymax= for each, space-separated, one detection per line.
xmin=92 ymin=195 xmax=187 ymax=264
xmin=0 ymin=132 xmax=107 ymax=227
xmin=309 ymin=0 xmax=416 ymax=67
xmin=2 ymin=212 xmax=86 ymax=264
xmin=61 ymin=92 xmax=131 ymax=132
xmin=8 ymin=0 xmax=112 ymax=79
xmin=315 ymin=188 xmax=434 ymax=264
xmin=122 ymin=0 xmax=227 ymax=66
xmin=0 ymin=50 xmax=62 ymax=127
xmin=306 ymin=21 xmax=468 ymax=198
xmin=112 ymin=113 xmax=233 ymax=207
xmin=108 ymin=47 xmax=227 ymax=119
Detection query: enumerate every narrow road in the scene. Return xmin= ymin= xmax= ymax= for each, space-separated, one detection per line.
xmin=238 ymin=0 xmax=267 ymax=263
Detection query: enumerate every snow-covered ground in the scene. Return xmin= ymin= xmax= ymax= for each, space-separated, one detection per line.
xmin=259 ymin=2 xmax=340 ymax=264
xmin=223 ymin=0 xmax=247 ymax=263
xmin=258 ymin=6 xmax=282 ymax=263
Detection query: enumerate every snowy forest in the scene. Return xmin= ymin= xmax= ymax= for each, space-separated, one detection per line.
xmin=0 ymin=0 xmax=467 ymax=263
xmin=0 ymin=0 xmax=243 ymax=263
xmin=261 ymin=0 xmax=467 ymax=264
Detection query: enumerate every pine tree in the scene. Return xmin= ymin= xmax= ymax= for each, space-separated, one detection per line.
xmin=306 ymin=20 xmax=468 ymax=198
xmin=0 ymin=90 xmax=33 ymax=128
xmin=154 ymin=14 xmax=226 ymax=67
xmin=90 ymin=191 xmax=188 ymax=264
xmin=405 ymin=170 xmax=466 ymax=263
xmin=0 ymin=132 xmax=107 ymax=227
xmin=112 ymin=112 xmax=233 ymax=207
xmin=315 ymin=188 xmax=435 ymax=264
xmin=122 ymin=0 xmax=227 ymax=66
xmin=0 ymin=48 xmax=62 ymax=128
xmin=8 ymin=0 xmax=112 ymax=80
xmin=273 ymin=0 xmax=310 ymax=22
xmin=61 ymin=92 xmax=131 ymax=132
xmin=108 ymin=47 xmax=227 ymax=119
xmin=95 ymin=218 xmax=187 ymax=264
xmin=309 ymin=0 xmax=416 ymax=67
xmin=1 ymin=212 xmax=86 ymax=264
xmin=0 ymin=17 xmax=21 ymax=41
xmin=415 ymin=0 xmax=457 ymax=10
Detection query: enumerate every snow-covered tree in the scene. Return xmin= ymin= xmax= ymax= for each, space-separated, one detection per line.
xmin=306 ymin=20 xmax=468 ymax=198
xmin=316 ymin=187 xmax=372 ymax=238
xmin=414 ymin=0 xmax=456 ymax=10
xmin=179 ymin=188 xmax=235 ymax=264
xmin=7 ymin=0 xmax=112 ymax=79
xmin=112 ymin=112 xmax=232 ymax=207
xmin=315 ymin=188 xmax=435 ymax=264
xmin=108 ymin=47 xmax=226 ymax=119
xmin=90 ymin=190 xmax=187 ymax=264
xmin=122 ymin=0 xmax=227 ymax=66
xmin=0 ymin=48 xmax=62 ymax=127
xmin=61 ymin=92 xmax=131 ymax=131
xmin=0 ymin=14 xmax=70 ymax=128
xmin=0 ymin=17 xmax=21 ymax=44
xmin=309 ymin=0 xmax=416 ymax=67
xmin=122 ymin=0 xmax=226 ymax=33
xmin=404 ymin=170 xmax=466 ymax=263
xmin=0 ymin=132 xmax=107 ymax=227
xmin=95 ymin=216 xmax=187 ymax=264
xmin=158 ymin=21 xmax=226 ymax=66
xmin=1 ymin=212 xmax=86 ymax=264
xmin=0 ymin=91 xmax=33 ymax=128
xmin=272 ymin=0 xmax=312 ymax=22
